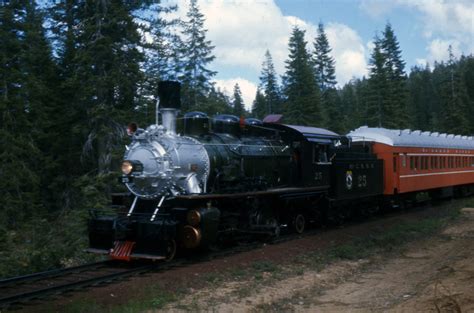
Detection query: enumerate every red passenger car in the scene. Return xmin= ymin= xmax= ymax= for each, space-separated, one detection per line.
xmin=348 ymin=127 xmax=474 ymax=198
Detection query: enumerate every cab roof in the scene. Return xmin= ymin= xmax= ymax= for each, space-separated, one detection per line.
xmin=266 ymin=123 xmax=340 ymax=144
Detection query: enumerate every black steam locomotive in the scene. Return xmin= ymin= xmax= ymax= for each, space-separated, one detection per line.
xmin=87 ymin=81 xmax=383 ymax=261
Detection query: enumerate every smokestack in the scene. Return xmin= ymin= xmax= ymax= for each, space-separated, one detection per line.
xmin=157 ymin=81 xmax=181 ymax=135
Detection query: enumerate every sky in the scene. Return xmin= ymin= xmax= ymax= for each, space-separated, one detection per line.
xmin=167 ymin=0 xmax=474 ymax=110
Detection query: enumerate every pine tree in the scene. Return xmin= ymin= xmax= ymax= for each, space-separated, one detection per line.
xmin=196 ymin=86 xmax=232 ymax=115
xmin=313 ymin=22 xmax=342 ymax=132
xmin=407 ymin=64 xmax=438 ymax=130
xmin=0 ymin=1 xmax=43 ymax=225
xmin=313 ymin=23 xmax=336 ymax=91
xmin=259 ymin=50 xmax=281 ymax=115
xmin=180 ymin=0 xmax=217 ymax=110
xmin=251 ymin=89 xmax=267 ymax=119
xmin=367 ymin=35 xmax=391 ymax=127
xmin=232 ymin=83 xmax=245 ymax=116
xmin=282 ymin=27 xmax=321 ymax=125
xmin=136 ymin=3 xmax=178 ymax=81
xmin=338 ymin=78 xmax=370 ymax=132
xmin=129 ymin=3 xmax=180 ymax=125
xmin=339 ymin=82 xmax=356 ymax=131
xmin=366 ymin=24 xmax=409 ymax=129
xmin=435 ymin=47 xmax=470 ymax=134
xmin=70 ymin=1 xmax=144 ymax=175
xmin=381 ymin=23 xmax=409 ymax=128
xmin=458 ymin=55 xmax=474 ymax=133
xmin=21 ymin=1 xmax=65 ymax=211
xmin=45 ymin=0 xmax=91 ymax=211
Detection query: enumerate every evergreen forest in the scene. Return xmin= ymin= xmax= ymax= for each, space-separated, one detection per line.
xmin=1 ymin=1 xmax=473 ymax=277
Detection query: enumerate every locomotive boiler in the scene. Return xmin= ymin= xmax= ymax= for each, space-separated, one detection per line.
xmin=88 ymin=81 xmax=384 ymax=261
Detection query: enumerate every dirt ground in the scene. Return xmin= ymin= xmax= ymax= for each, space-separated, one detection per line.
xmin=163 ymin=207 xmax=474 ymax=313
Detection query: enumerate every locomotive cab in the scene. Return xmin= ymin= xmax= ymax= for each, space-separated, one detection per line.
xmin=264 ymin=123 xmax=339 ymax=188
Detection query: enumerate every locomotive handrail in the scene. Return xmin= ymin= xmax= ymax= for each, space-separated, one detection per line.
xmin=176 ymin=185 xmax=330 ymax=200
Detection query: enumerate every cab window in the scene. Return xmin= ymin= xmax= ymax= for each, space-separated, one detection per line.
xmin=313 ymin=144 xmax=328 ymax=163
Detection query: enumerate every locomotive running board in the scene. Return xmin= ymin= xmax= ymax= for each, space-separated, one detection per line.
xmin=85 ymin=248 xmax=166 ymax=260
xmin=129 ymin=253 xmax=166 ymax=260
xmin=176 ymin=185 xmax=329 ymax=200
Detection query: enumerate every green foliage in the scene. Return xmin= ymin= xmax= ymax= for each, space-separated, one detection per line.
xmin=0 ymin=1 xmax=45 ymax=226
xmin=381 ymin=23 xmax=409 ymax=128
xmin=338 ymin=78 xmax=369 ymax=131
xmin=367 ymin=35 xmax=391 ymax=127
xmin=189 ymin=86 xmax=232 ymax=115
xmin=329 ymin=211 xmax=456 ymax=261
xmin=251 ymin=260 xmax=278 ymax=272
xmin=136 ymin=2 xmax=180 ymax=122
xmin=232 ymin=83 xmax=245 ymax=116
xmin=282 ymin=27 xmax=321 ymax=125
xmin=313 ymin=23 xmax=341 ymax=132
xmin=366 ymin=24 xmax=409 ymax=129
xmin=407 ymin=65 xmax=438 ymax=130
xmin=434 ymin=49 xmax=470 ymax=134
xmin=259 ymin=50 xmax=282 ymax=115
xmin=179 ymin=0 xmax=217 ymax=110
xmin=0 ymin=207 xmax=98 ymax=278
xmin=251 ymin=89 xmax=267 ymax=119
xmin=313 ymin=22 xmax=336 ymax=91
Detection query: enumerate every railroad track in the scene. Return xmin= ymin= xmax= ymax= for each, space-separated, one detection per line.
xmin=0 ymin=232 xmax=314 ymax=309
xmin=0 ymin=199 xmax=437 ymax=309
xmin=0 ymin=260 xmax=155 ymax=308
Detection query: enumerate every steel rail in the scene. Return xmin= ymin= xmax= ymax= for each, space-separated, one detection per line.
xmin=0 ymin=260 xmax=112 ymax=288
xmin=0 ymin=264 xmax=154 ymax=308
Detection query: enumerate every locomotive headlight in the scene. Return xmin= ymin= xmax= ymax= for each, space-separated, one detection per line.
xmin=121 ymin=161 xmax=133 ymax=175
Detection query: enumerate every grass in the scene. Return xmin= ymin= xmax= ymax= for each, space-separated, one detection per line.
xmin=328 ymin=204 xmax=462 ymax=261
xmin=55 ymin=286 xmax=177 ymax=313
xmin=251 ymin=260 xmax=278 ymax=273
xmin=57 ymin=197 xmax=471 ymax=312
xmin=229 ymin=267 xmax=246 ymax=278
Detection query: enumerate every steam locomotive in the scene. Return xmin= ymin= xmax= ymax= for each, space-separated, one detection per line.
xmin=87 ymin=81 xmax=474 ymax=261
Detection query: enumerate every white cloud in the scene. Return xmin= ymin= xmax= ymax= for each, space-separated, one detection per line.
xmin=366 ymin=40 xmax=375 ymax=53
xmin=416 ymin=58 xmax=428 ymax=67
xmin=214 ymin=77 xmax=257 ymax=111
xmin=359 ymin=0 xmax=397 ymax=19
xmin=407 ymin=0 xmax=473 ymax=40
xmin=171 ymin=0 xmax=368 ymax=86
xmin=360 ymin=0 xmax=474 ymax=62
xmin=408 ymin=0 xmax=474 ymax=60
xmin=171 ymin=0 xmax=292 ymax=75
xmin=361 ymin=0 xmax=474 ymax=39
xmin=325 ymin=23 xmax=369 ymax=83
xmin=427 ymin=38 xmax=462 ymax=63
